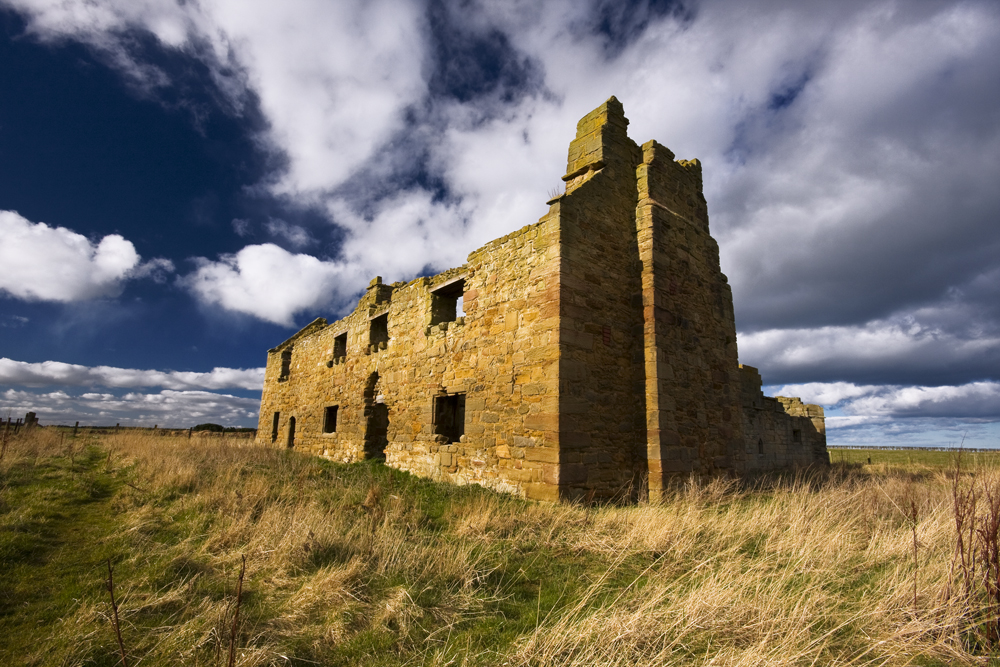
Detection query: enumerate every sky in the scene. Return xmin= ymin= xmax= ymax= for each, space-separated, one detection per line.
xmin=0 ymin=0 xmax=997 ymax=447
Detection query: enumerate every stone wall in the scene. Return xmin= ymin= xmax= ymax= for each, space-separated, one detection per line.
xmin=256 ymin=210 xmax=567 ymax=500
xmin=739 ymin=365 xmax=828 ymax=470
xmin=551 ymin=98 xmax=647 ymax=501
xmin=635 ymin=138 xmax=746 ymax=491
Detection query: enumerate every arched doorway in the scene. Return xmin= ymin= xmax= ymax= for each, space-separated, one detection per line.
xmin=363 ymin=372 xmax=388 ymax=459
xmin=287 ymin=416 xmax=296 ymax=448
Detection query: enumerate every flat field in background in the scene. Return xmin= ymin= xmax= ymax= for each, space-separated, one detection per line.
xmin=831 ymin=447 xmax=1000 ymax=469
xmin=2 ymin=432 xmax=999 ymax=666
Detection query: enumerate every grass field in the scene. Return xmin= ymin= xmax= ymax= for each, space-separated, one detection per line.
xmin=2 ymin=430 xmax=1000 ymax=666
xmin=830 ymin=447 xmax=1000 ymax=470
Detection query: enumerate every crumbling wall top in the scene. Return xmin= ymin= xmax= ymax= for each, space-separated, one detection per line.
xmin=268 ymin=317 xmax=328 ymax=354
xmin=563 ymin=95 xmax=637 ymax=192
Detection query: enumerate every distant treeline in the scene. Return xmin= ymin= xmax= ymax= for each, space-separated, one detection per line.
xmin=45 ymin=423 xmax=257 ymax=436
xmin=830 ymin=445 xmax=998 ymax=452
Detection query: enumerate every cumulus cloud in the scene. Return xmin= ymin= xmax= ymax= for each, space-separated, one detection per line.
xmin=0 ymin=357 xmax=264 ymax=391
xmin=0 ymin=210 xmax=173 ymax=302
xmin=180 ymin=243 xmax=355 ymax=326
xmin=0 ymin=387 xmax=259 ymax=427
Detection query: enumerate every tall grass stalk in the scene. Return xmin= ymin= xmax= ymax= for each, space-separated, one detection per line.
xmin=227 ymin=554 xmax=247 ymax=667
xmin=106 ymin=559 xmax=129 ymax=667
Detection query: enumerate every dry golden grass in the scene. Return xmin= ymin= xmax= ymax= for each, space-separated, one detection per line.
xmin=1 ymin=429 xmax=996 ymax=666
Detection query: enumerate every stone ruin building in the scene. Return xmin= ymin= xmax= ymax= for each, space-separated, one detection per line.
xmin=256 ymin=97 xmax=828 ymax=502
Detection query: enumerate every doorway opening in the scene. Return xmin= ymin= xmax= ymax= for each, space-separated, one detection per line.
xmin=363 ymin=372 xmax=388 ymax=459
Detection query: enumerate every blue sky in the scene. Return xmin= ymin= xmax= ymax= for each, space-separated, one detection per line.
xmin=0 ymin=0 xmax=998 ymax=447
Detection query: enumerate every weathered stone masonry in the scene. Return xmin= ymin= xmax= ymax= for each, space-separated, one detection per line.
xmin=256 ymin=98 xmax=828 ymax=502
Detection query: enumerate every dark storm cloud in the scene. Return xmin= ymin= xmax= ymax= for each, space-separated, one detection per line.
xmin=740 ymin=316 xmax=1000 ymax=386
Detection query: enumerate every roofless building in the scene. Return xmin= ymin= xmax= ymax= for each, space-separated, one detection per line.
xmin=256 ymin=97 xmax=828 ymax=501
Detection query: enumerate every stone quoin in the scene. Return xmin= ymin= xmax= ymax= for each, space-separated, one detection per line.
xmin=256 ymin=97 xmax=828 ymax=502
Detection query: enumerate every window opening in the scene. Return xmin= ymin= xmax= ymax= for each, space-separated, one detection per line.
xmin=430 ymin=279 xmax=466 ymax=325
xmin=287 ymin=416 xmax=296 ymax=448
xmin=792 ymin=429 xmax=802 ymax=444
xmin=271 ymin=412 xmax=280 ymax=443
xmin=370 ymin=313 xmax=389 ymax=350
xmin=363 ymin=372 xmax=388 ymax=458
xmin=433 ymin=393 xmax=466 ymax=444
xmin=757 ymin=438 xmax=764 ymax=455
xmin=279 ymin=348 xmax=292 ymax=381
xmin=333 ymin=332 xmax=347 ymax=360
xmin=323 ymin=406 xmax=339 ymax=433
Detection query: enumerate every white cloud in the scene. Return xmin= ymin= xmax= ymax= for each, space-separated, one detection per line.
xmin=0 ymin=387 xmax=259 ymax=428
xmin=0 ymin=210 xmax=137 ymax=301
xmin=330 ymin=189 xmax=472 ymax=279
xmin=0 ymin=357 xmax=264 ymax=391
xmin=180 ymin=243 xmax=354 ymax=326
xmin=764 ymin=381 xmax=882 ymax=408
xmin=0 ymin=210 xmax=173 ymax=302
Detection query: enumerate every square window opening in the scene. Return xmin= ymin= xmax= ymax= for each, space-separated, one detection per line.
xmin=333 ymin=332 xmax=347 ymax=359
xmin=433 ymin=393 xmax=466 ymax=444
xmin=430 ymin=279 xmax=466 ymax=325
xmin=792 ymin=429 xmax=802 ymax=444
xmin=323 ymin=405 xmax=339 ymax=433
xmin=370 ymin=313 xmax=389 ymax=348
